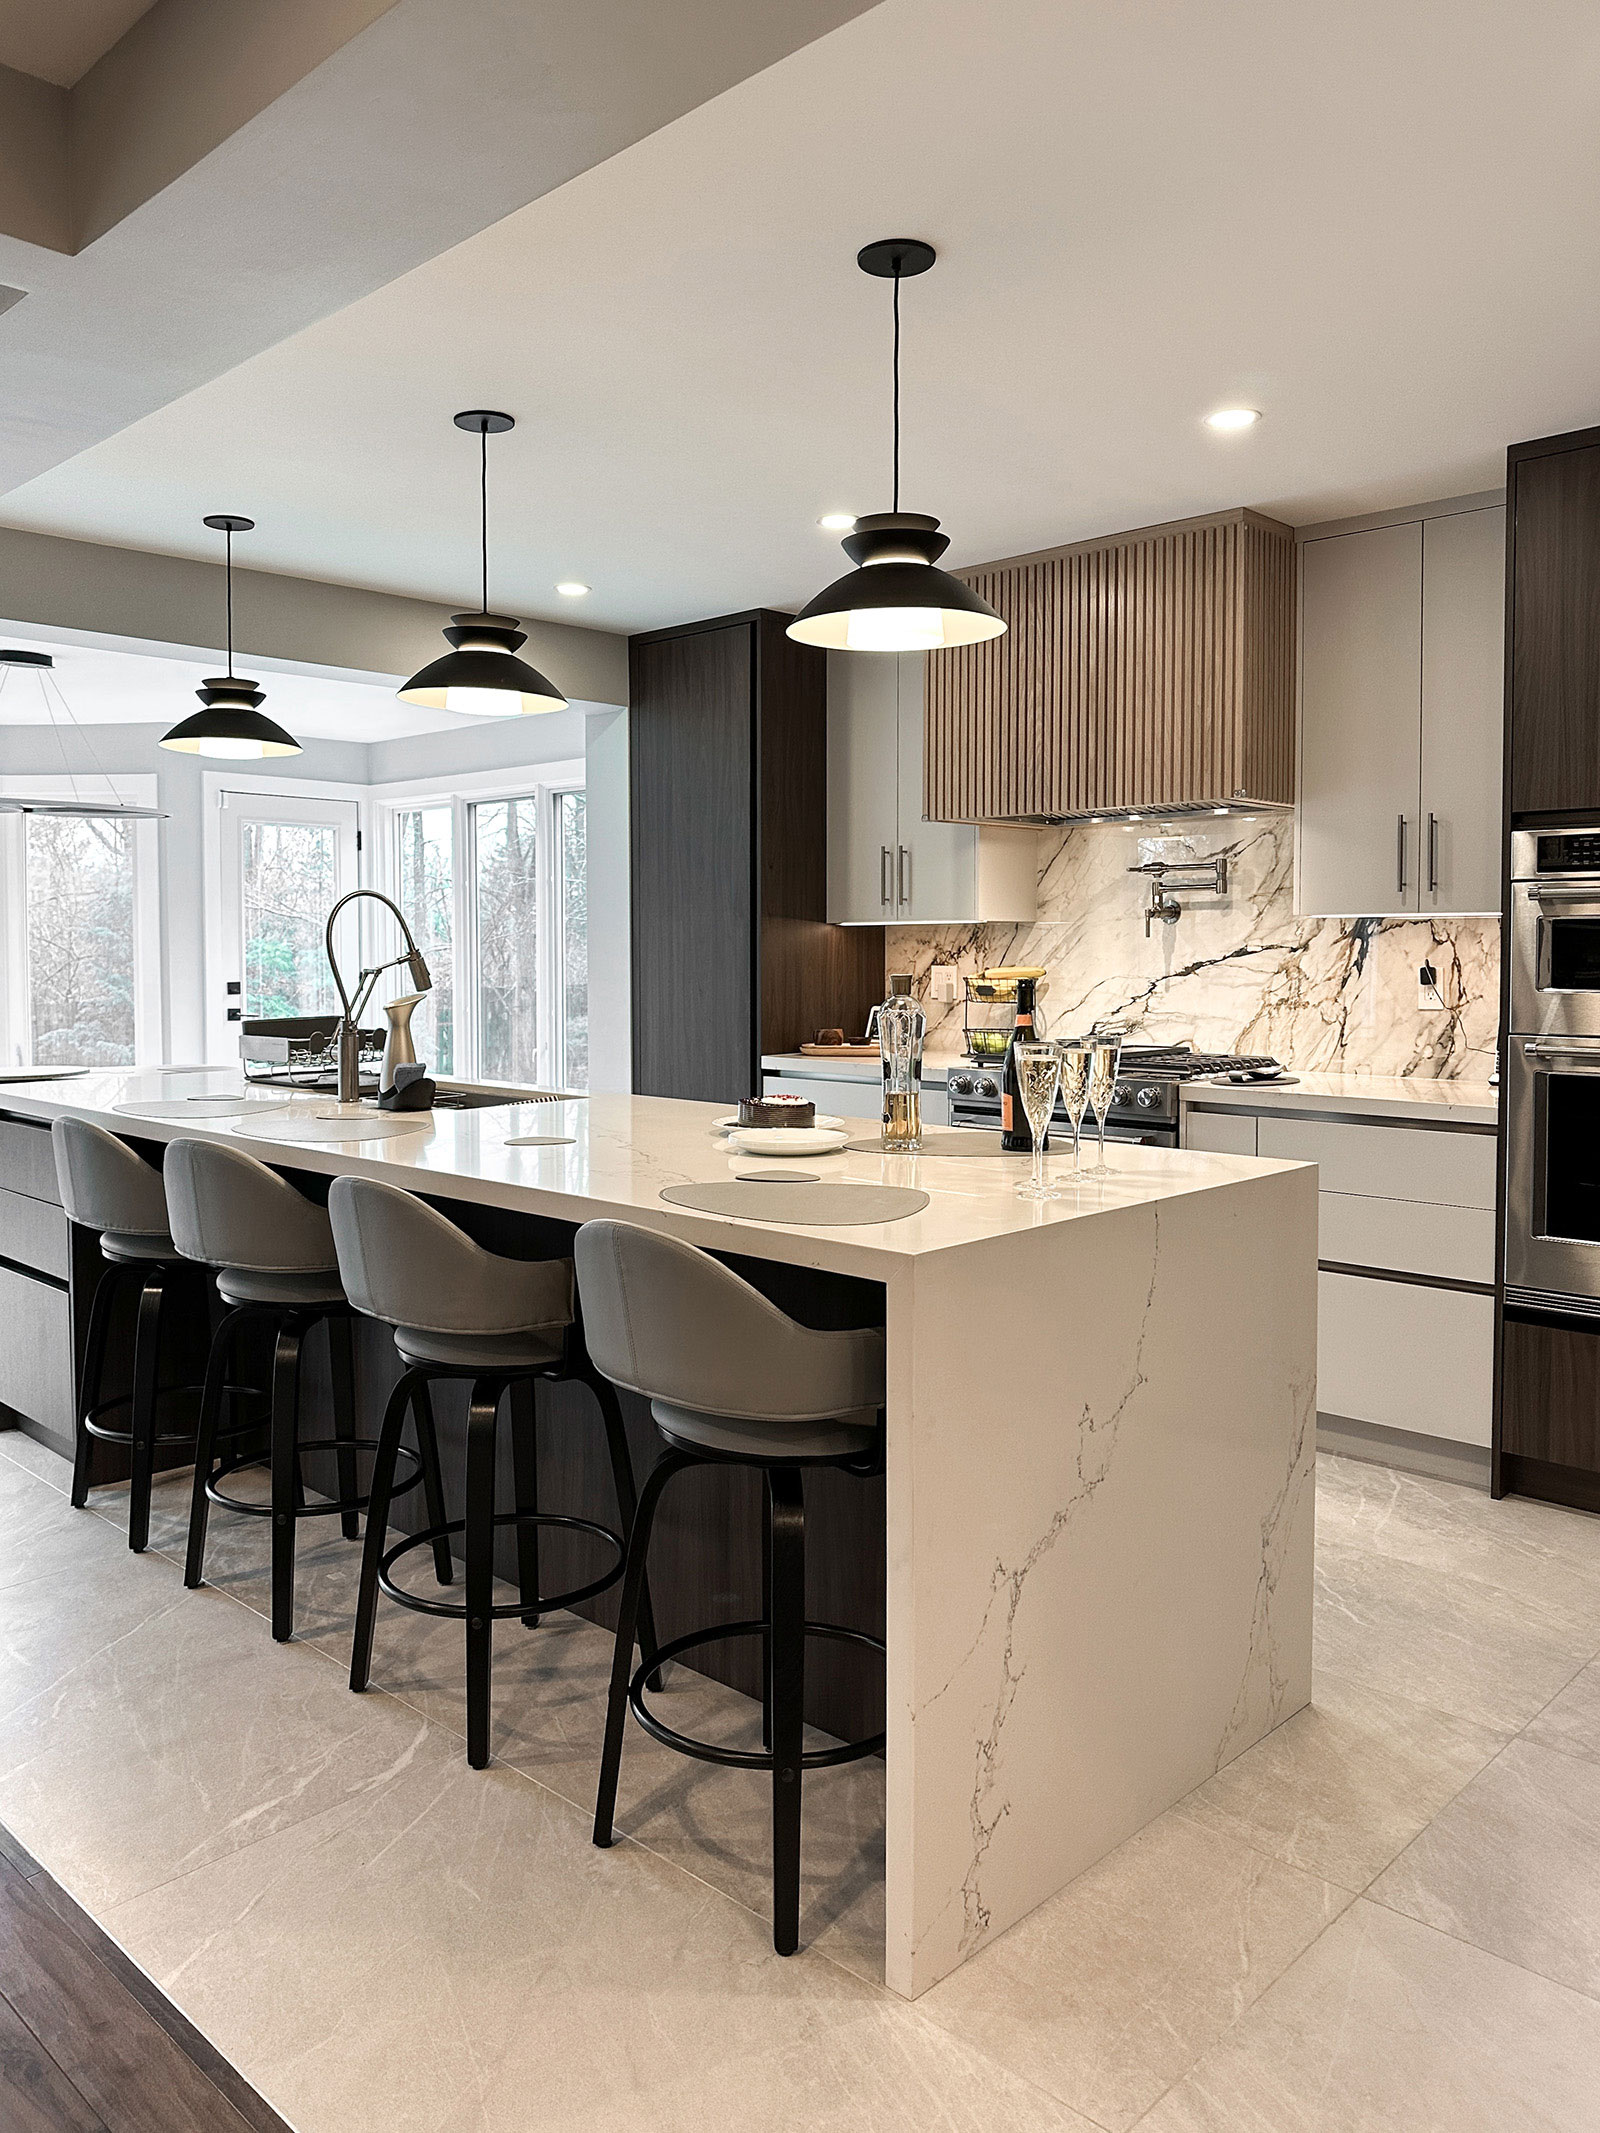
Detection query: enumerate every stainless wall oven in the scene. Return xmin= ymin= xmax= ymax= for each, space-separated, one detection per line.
xmin=1505 ymin=1035 xmax=1600 ymax=1309
xmin=1510 ymin=827 xmax=1600 ymax=1039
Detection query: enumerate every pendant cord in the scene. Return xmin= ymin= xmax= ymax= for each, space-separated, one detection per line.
xmin=480 ymin=422 xmax=489 ymax=616
xmin=891 ymin=268 xmax=901 ymax=515
xmin=224 ymin=526 xmax=234 ymax=676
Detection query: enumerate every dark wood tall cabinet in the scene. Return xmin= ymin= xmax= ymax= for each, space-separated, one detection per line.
xmin=629 ymin=610 xmax=884 ymax=1103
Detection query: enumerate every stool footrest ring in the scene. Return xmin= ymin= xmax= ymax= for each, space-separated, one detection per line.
xmin=378 ymin=1513 xmax=624 ymax=1620
xmin=205 ymin=1439 xmax=421 ymax=1519
xmin=627 ymin=1620 xmax=885 ymax=1771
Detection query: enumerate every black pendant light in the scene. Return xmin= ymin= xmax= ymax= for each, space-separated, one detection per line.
xmin=398 ymin=411 xmax=567 ymax=718
xmin=789 ymin=239 xmax=1005 ymax=655
xmin=160 ymin=516 xmax=300 ymax=759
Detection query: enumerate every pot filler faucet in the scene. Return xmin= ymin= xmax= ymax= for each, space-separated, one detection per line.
xmin=324 ymin=889 xmax=432 ymax=1102
xmin=1127 ymin=854 xmax=1229 ymax=937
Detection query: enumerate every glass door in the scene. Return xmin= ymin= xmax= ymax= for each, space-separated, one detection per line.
xmin=210 ymin=790 xmax=360 ymax=1064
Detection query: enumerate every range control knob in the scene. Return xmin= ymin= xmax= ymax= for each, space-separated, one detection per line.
xmin=950 ymin=1073 xmax=972 ymax=1095
xmin=977 ymin=1076 xmax=999 ymax=1098
xmin=1114 ymin=1083 xmax=1132 ymax=1106
xmin=1134 ymin=1085 xmax=1161 ymax=1109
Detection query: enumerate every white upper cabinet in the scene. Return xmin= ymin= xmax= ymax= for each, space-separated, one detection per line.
xmin=1296 ymin=501 xmax=1504 ymax=917
xmin=827 ymin=652 xmax=1036 ymax=925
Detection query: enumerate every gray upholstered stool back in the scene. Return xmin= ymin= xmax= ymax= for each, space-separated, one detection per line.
xmin=574 ymin=1220 xmax=884 ymax=1424
xmin=52 ymin=1116 xmax=172 ymax=1253
xmin=163 ymin=1138 xmax=338 ymax=1276
xmin=327 ymin=1174 xmax=572 ymax=1352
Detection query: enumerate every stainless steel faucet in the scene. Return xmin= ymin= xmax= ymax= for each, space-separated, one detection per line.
xmin=324 ymin=889 xmax=433 ymax=1102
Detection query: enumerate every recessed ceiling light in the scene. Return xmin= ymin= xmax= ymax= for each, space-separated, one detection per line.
xmin=1205 ymin=407 xmax=1261 ymax=432
xmin=817 ymin=512 xmax=856 ymax=532
xmin=556 ymin=581 xmax=591 ymax=598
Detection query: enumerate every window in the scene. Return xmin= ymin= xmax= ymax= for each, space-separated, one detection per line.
xmin=0 ymin=778 xmax=161 ymax=1070
xmin=241 ymin=820 xmax=340 ymax=1019
xmin=382 ymin=772 xmax=587 ymax=1090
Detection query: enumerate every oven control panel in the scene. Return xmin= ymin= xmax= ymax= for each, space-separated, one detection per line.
xmin=1536 ymin=833 xmax=1600 ymax=873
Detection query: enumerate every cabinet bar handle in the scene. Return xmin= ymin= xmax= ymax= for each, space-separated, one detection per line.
xmin=1396 ymin=814 xmax=1407 ymax=897
xmin=1427 ymin=812 xmax=1439 ymax=895
xmin=898 ymin=844 xmax=911 ymax=908
xmin=880 ymin=845 xmax=892 ymax=907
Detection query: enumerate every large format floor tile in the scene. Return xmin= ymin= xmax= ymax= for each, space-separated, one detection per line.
xmin=915 ymin=1810 xmax=1352 ymax=2132
xmin=1174 ymin=1664 xmax=1508 ymax=1891
xmin=1525 ymin=1657 xmax=1600 ymax=1767
xmin=1370 ymin=1734 xmax=1600 ymax=2000
xmin=1135 ymin=1899 xmax=1600 ymax=2132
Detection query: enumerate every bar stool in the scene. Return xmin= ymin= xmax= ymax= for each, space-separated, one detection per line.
xmin=165 ymin=1138 xmax=449 ymax=1641
xmin=327 ymin=1175 xmax=660 ymax=1770
xmin=53 ymin=1117 xmax=207 ymax=1552
xmin=574 ymin=1218 xmax=886 ymax=1957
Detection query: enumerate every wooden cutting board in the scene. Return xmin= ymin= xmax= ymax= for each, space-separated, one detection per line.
xmin=797 ymin=1043 xmax=879 ymax=1058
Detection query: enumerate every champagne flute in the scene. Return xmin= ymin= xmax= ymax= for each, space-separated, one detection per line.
xmin=1057 ymin=1039 xmax=1092 ymax=1178
xmin=1014 ymin=1042 xmax=1062 ymax=1201
xmin=1086 ymin=1030 xmax=1124 ymax=1177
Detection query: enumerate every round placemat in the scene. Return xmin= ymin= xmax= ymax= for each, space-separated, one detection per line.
xmin=503 ymin=1134 xmax=577 ymax=1148
xmin=842 ymin=1129 xmax=1071 ymax=1158
xmin=239 ymin=1108 xmax=436 ymax=1142
xmin=660 ymin=1180 xmax=929 ymax=1224
xmin=113 ymin=1096 xmax=293 ymax=1120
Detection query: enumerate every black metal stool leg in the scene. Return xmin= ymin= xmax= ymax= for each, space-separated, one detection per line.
xmin=71 ymin=1263 xmax=122 ymax=1508
xmin=767 ymin=1465 xmax=807 ymax=1957
xmin=269 ymin=1317 xmax=303 ymax=1642
xmin=185 ymin=1306 xmax=243 ymax=1589
xmin=594 ymin=1446 xmax=694 ymax=1847
xmin=328 ymin=1311 xmax=360 ymax=1541
xmin=350 ymin=1370 xmax=417 ymax=1691
xmin=761 ymin=1477 xmax=775 ymax=1754
xmin=586 ymin=1364 xmax=664 ymax=1690
xmin=125 ymin=1265 xmax=168 ymax=1553
xmin=410 ymin=1377 xmax=453 ymax=1585
xmin=509 ymin=1377 xmax=541 ymax=1629
xmin=464 ymin=1377 xmax=502 ymax=1769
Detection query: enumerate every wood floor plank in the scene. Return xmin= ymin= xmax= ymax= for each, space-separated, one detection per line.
xmin=0 ymin=1818 xmax=43 ymax=1880
xmin=0 ymin=1989 xmax=111 ymax=2133
xmin=0 ymin=1868 xmax=279 ymax=2133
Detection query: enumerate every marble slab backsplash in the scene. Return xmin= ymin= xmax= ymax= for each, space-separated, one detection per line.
xmin=887 ymin=816 xmax=1501 ymax=1080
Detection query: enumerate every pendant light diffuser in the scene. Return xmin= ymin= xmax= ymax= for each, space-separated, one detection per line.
xmin=160 ymin=517 xmax=300 ymax=759
xmin=788 ymin=240 xmax=1004 ymax=656
xmin=399 ymin=412 xmax=567 ymax=718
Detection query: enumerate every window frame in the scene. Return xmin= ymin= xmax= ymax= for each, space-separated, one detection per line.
xmin=0 ymin=774 xmax=162 ymax=1069
xmin=369 ymin=758 xmax=586 ymax=1090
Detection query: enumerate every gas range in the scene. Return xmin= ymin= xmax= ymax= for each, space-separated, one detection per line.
xmin=946 ymin=1046 xmax=1284 ymax=1147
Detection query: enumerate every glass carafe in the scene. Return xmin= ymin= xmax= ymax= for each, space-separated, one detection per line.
xmin=878 ymin=973 xmax=926 ymax=1151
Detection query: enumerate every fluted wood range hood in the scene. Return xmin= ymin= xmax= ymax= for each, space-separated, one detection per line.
xmin=922 ymin=508 xmax=1296 ymax=826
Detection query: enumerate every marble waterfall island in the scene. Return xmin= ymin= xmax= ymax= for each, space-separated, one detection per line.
xmin=0 ymin=1073 xmax=1317 ymax=1997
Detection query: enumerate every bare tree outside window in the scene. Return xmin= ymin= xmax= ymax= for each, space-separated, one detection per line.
xmin=25 ymin=815 xmax=136 ymax=1066
xmin=557 ymin=789 xmax=588 ymax=1087
xmin=474 ymin=798 xmax=539 ymax=1082
xmin=242 ymin=822 xmax=338 ymax=1018
xmin=396 ymin=805 xmax=454 ymax=1074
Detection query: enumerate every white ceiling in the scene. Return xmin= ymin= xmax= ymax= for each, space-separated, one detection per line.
xmin=0 ymin=0 xmax=153 ymax=86
xmin=5 ymin=0 xmax=1600 ymax=634
xmin=0 ymin=630 xmax=461 ymax=742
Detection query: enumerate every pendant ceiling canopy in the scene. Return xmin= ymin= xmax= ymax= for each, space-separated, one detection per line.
xmin=160 ymin=516 xmax=301 ymax=759
xmin=398 ymin=412 xmax=567 ymax=718
xmin=788 ymin=239 xmax=1006 ymax=655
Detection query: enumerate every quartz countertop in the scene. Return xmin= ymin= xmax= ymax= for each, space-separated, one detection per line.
xmin=1 ymin=1066 xmax=1308 ymax=1276
xmin=1178 ymin=1070 xmax=1500 ymax=1127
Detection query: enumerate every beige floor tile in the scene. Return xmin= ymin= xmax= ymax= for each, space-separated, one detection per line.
xmin=0 ymin=1540 xmax=191 ymax=1726
xmin=103 ymin=1747 xmax=1083 ymax=2133
xmin=915 ymin=1809 xmax=1353 ymax=2132
xmin=0 ymin=1457 xmax=135 ymax=1594
xmin=0 ymin=1427 xmax=74 ymax=1490
xmin=1314 ymin=1536 xmax=1593 ymax=1732
xmin=1174 ymin=1666 xmax=1509 ymax=1891
xmin=1526 ymin=1659 xmax=1600 ymax=1768
xmin=0 ymin=1573 xmax=439 ymax=1910
xmin=1370 ymin=1735 xmax=1600 ymax=2000
xmin=1135 ymin=1899 xmax=1600 ymax=2132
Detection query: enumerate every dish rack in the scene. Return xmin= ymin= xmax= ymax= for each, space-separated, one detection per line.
xmin=961 ymin=974 xmax=1049 ymax=1061
xmin=240 ymin=1016 xmax=384 ymax=1089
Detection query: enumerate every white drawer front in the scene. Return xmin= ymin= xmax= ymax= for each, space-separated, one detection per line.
xmin=1182 ymin=1107 xmax=1258 ymax=1156
xmin=1318 ymin=1190 xmax=1495 ymax=1285
xmin=1317 ymin=1269 xmax=1493 ymax=1446
xmin=1257 ymin=1114 xmax=1496 ymax=1209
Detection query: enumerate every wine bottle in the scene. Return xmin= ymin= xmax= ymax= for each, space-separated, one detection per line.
xmin=1000 ymin=977 xmax=1048 ymax=1152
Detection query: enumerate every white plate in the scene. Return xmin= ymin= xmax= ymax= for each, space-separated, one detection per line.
xmin=713 ymin=1112 xmax=847 ymax=1135
xmin=725 ymin=1126 xmax=850 ymax=1155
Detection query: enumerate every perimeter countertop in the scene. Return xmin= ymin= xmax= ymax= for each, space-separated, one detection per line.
xmin=0 ymin=1067 xmax=1307 ymax=1277
xmin=1178 ymin=1070 xmax=1500 ymax=1128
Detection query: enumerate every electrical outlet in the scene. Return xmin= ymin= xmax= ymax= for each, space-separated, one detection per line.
xmin=1417 ymin=960 xmax=1445 ymax=1012
xmin=929 ymin=964 xmax=960 ymax=1004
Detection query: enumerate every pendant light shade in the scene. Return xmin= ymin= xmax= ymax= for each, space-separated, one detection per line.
xmin=399 ymin=412 xmax=567 ymax=717
xmin=160 ymin=516 xmax=300 ymax=759
xmin=788 ymin=240 xmax=1005 ymax=656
